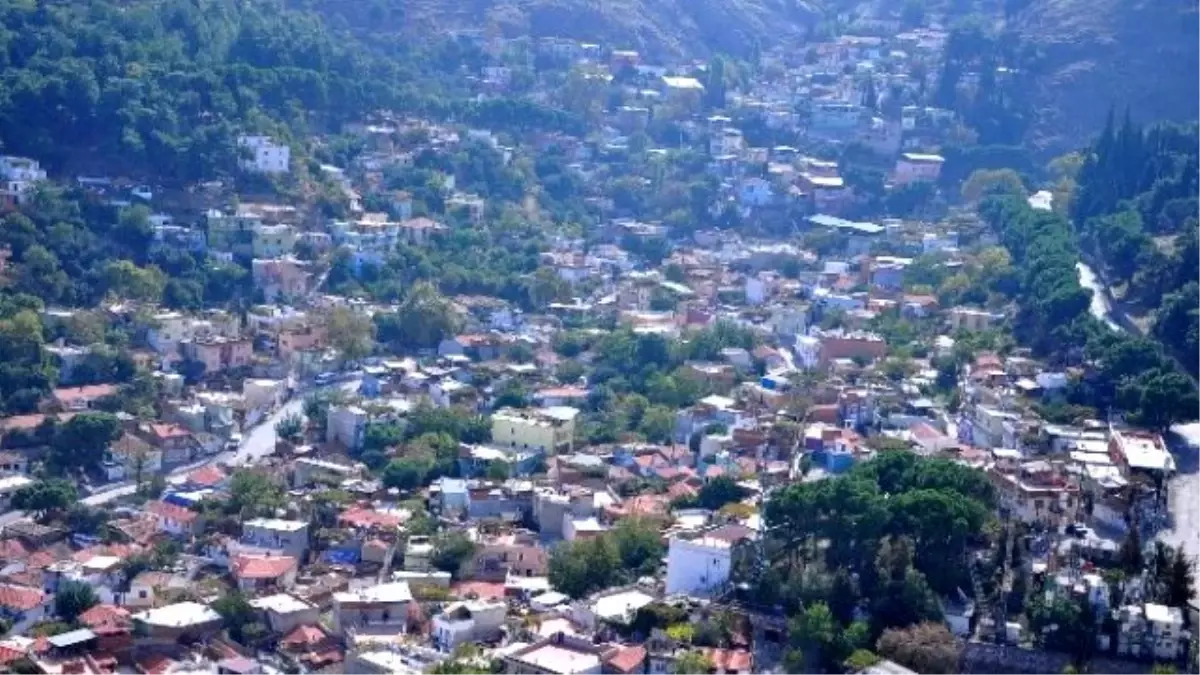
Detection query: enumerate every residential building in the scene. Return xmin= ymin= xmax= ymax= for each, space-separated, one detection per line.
xmin=145 ymin=500 xmax=204 ymax=538
xmin=331 ymin=581 xmax=412 ymax=635
xmin=664 ymin=527 xmax=751 ymax=598
xmin=816 ymin=330 xmax=887 ymax=366
xmin=241 ymin=518 xmax=310 ymax=559
xmin=326 ymin=405 xmax=369 ymax=450
xmin=0 ymin=583 xmax=47 ymax=634
xmin=239 ymin=135 xmax=291 ymax=174
xmin=250 ymin=594 xmax=321 ymax=635
xmin=431 ymin=600 xmax=507 ymax=651
xmin=252 ymin=257 xmax=311 ymax=303
xmin=892 ymin=152 xmax=944 ymax=185
xmin=1108 ymin=428 xmax=1176 ymax=476
xmin=181 ymin=336 xmax=253 ymax=374
xmin=132 ymin=602 xmax=222 ymax=641
xmin=206 ymin=209 xmax=262 ymax=257
xmin=232 ymin=554 xmax=299 ymax=593
xmin=948 ymin=307 xmax=1002 ymax=332
xmin=988 ymin=461 xmax=1080 ymax=527
xmin=1116 ymin=603 xmax=1189 ymax=661
xmin=492 ymin=407 xmax=578 ymax=453
xmin=252 ymin=223 xmax=297 ymax=258
xmin=0 ymin=156 xmax=47 ymax=206
xmin=504 ymin=632 xmax=612 ymax=674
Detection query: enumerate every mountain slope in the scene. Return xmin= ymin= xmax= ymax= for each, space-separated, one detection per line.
xmin=296 ymin=0 xmax=821 ymax=59
xmin=1011 ymin=0 xmax=1199 ymax=153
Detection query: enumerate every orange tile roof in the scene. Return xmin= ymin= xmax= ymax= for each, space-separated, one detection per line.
xmin=701 ymin=648 xmax=753 ymax=672
xmin=79 ymin=604 xmax=131 ymax=630
xmin=0 ymin=539 xmax=30 ymax=562
xmin=0 ymin=643 xmax=26 ymax=666
xmin=146 ymin=500 xmax=199 ymax=524
xmin=0 ymin=413 xmax=74 ymax=431
xmin=53 ymin=385 xmax=117 ymax=404
xmin=149 ymin=423 xmax=190 ymax=440
xmin=450 ymin=581 xmax=506 ymax=601
xmin=0 ymin=583 xmax=44 ymax=612
xmin=136 ymin=654 xmax=175 ymax=675
xmin=186 ymin=465 xmax=227 ymax=487
xmin=232 ymin=554 xmax=297 ymax=580
xmin=281 ymin=624 xmax=329 ymax=649
xmin=338 ymin=506 xmax=405 ymax=530
xmin=606 ymin=645 xmax=647 ymax=673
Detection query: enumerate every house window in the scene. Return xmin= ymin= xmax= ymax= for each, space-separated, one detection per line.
xmin=139 ymin=590 xmax=148 ymax=598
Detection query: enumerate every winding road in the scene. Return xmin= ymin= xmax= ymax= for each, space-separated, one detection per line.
xmin=1078 ymin=260 xmax=1199 ymax=575
xmin=0 ymin=376 xmax=362 ymax=526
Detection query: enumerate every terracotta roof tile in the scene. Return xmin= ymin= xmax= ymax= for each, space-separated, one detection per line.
xmin=606 ymin=645 xmax=647 ymax=673
xmin=53 ymin=385 xmax=117 ymax=404
xmin=0 ymin=643 xmax=26 ymax=666
xmin=232 ymin=554 xmax=297 ymax=579
xmin=0 ymin=583 xmax=44 ymax=612
xmin=280 ymin=624 xmax=328 ymax=649
xmin=186 ymin=465 xmax=227 ymax=487
xmin=701 ymin=648 xmax=753 ymax=672
xmin=79 ymin=604 xmax=131 ymax=630
xmin=146 ymin=501 xmax=199 ymax=524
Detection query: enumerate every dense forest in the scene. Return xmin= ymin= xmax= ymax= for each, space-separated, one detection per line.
xmin=1072 ymin=117 xmax=1199 ymax=377
xmin=0 ymin=0 xmax=583 ymax=182
xmin=980 ymin=195 xmax=1197 ymax=431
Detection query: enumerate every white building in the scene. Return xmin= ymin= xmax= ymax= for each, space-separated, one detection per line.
xmin=239 ymin=135 xmax=291 ymax=174
xmin=326 ymin=404 xmax=368 ymax=450
xmin=431 ymin=600 xmax=507 ymax=651
xmin=1116 ymin=603 xmax=1189 ymax=661
xmin=241 ymin=518 xmax=310 ymax=559
xmin=665 ymin=532 xmax=734 ymax=597
xmin=0 ymin=155 xmax=47 ymax=205
xmin=332 ymin=581 xmax=412 ymax=635
xmin=250 ymin=593 xmax=320 ymax=634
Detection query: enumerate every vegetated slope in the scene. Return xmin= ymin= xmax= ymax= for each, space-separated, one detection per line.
xmin=0 ymin=0 xmax=426 ymax=182
xmin=1010 ymin=0 xmax=1199 ymax=153
xmin=295 ymin=0 xmax=821 ymax=59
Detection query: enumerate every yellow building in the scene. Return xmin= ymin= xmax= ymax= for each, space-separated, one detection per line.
xmin=491 ymin=407 xmax=578 ymax=454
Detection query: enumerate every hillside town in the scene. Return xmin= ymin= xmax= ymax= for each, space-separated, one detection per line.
xmin=0 ymin=16 xmax=1193 ymax=675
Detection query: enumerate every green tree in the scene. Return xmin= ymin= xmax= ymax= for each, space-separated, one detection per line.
xmin=226 ymin=471 xmax=284 ymax=519
xmin=486 ymin=460 xmax=511 ymax=481
xmin=697 ymin=476 xmax=751 ymax=511
xmin=49 ymin=412 xmax=121 ymax=472
xmin=611 ymin=518 xmax=666 ymax=578
xmin=275 ymin=413 xmax=303 ymax=442
xmin=324 ymin=306 xmax=376 ymax=361
xmin=382 ymin=457 xmax=432 ymax=491
xmin=212 ymin=591 xmax=263 ymax=645
xmin=11 ymin=479 xmax=77 ymax=520
xmin=673 ymin=651 xmax=714 ymax=674
xmin=548 ymin=533 xmax=621 ymax=598
xmin=876 ymin=622 xmax=961 ymax=674
xmin=53 ymin=580 xmax=98 ymax=623
xmin=430 ymin=531 xmax=478 ymax=578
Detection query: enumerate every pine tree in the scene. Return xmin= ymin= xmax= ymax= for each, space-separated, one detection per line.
xmin=1118 ymin=519 xmax=1143 ymax=573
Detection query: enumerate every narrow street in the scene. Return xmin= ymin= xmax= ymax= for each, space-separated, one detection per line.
xmin=1079 ymin=260 xmax=1199 ymax=600
xmin=0 ymin=376 xmax=362 ymax=525
xmin=1162 ymin=423 xmax=1200 ymax=573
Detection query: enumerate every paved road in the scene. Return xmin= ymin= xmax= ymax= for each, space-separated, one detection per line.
xmin=0 ymin=376 xmax=363 ymax=525
xmin=1161 ymin=424 xmax=1200 ymax=580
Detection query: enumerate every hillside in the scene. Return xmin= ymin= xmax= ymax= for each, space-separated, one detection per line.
xmin=293 ymin=0 xmax=821 ymax=59
xmin=1011 ymin=0 xmax=1199 ymax=153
